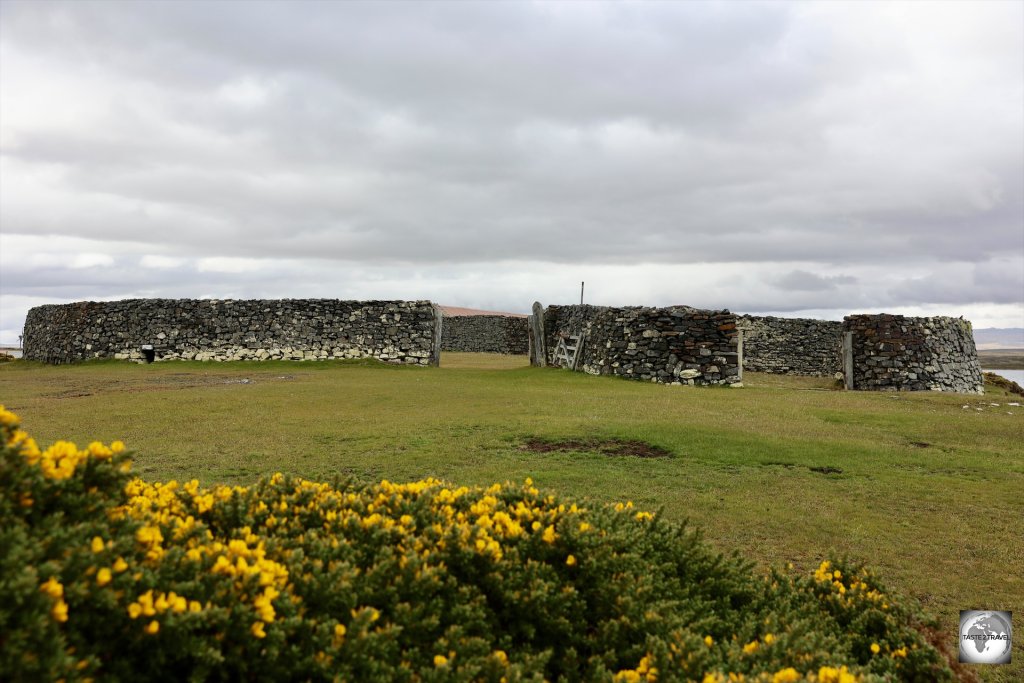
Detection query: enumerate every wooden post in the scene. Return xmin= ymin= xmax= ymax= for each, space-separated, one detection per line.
xmin=430 ymin=304 xmax=443 ymax=367
xmin=571 ymin=333 xmax=585 ymax=371
xmin=580 ymin=281 xmax=584 ymax=305
xmin=843 ymin=331 xmax=854 ymax=390
xmin=529 ymin=301 xmax=547 ymax=367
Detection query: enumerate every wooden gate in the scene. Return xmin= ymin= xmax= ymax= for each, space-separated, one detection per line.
xmin=551 ymin=332 xmax=585 ymax=370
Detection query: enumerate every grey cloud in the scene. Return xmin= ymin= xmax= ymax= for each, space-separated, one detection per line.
xmin=0 ymin=0 xmax=1021 ymax=333
xmin=773 ymin=270 xmax=857 ymax=292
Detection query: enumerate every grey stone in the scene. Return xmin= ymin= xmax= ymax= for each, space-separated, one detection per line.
xmin=441 ymin=314 xmax=528 ymax=355
xmin=23 ymin=299 xmax=441 ymax=367
xmin=842 ymin=314 xmax=982 ymax=394
xmin=541 ymin=303 xmax=740 ymax=387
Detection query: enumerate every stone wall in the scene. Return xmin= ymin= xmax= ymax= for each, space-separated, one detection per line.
xmin=539 ymin=304 xmax=741 ymax=386
xmin=440 ymin=315 xmax=529 ymax=354
xmin=738 ymin=315 xmax=842 ymax=376
xmin=842 ymin=314 xmax=982 ymax=393
xmin=23 ymin=299 xmax=441 ymax=366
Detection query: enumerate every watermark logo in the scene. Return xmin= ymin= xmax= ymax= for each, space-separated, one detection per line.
xmin=959 ymin=610 xmax=1012 ymax=664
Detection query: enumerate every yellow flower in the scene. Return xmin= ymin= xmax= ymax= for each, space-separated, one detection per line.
xmin=40 ymin=577 xmax=64 ymax=599
xmin=434 ymin=654 xmax=448 ymax=667
xmin=772 ymin=668 xmax=800 ymax=683
xmin=145 ymin=620 xmax=159 ymax=635
xmin=113 ymin=557 xmax=128 ymax=573
xmin=636 ymin=654 xmax=655 ymax=677
xmin=96 ymin=568 xmax=112 ymax=587
xmin=704 ymin=635 xmax=714 ymax=647
xmin=870 ymin=643 xmax=880 ymax=654
xmin=136 ymin=525 xmax=163 ymax=546
xmin=566 ymin=554 xmax=577 ymax=566
xmin=88 ymin=441 xmax=113 ymax=460
xmin=742 ymin=640 xmax=759 ymax=654
xmin=542 ymin=525 xmax=557 ymax=544
xmin=0 ymin=405 xmax=19 ymax=427
xmin=91 ymin=536 xmax=105 ymax=553
xmin=251 ymin=622 xmax=266 ymax=638
xmin=817 ymin=666 xmax=857 ymax=683
xmin=892 ymin=646 xmax=907 ymax=658
xmin=492 ymin=650 xmax=508 ymax=665
xmin=51 ymin=599 xmax=69 ymax=622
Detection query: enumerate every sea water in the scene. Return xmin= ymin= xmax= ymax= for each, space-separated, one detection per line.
xmin=984 ymin=368 xmax=1024 ymax=385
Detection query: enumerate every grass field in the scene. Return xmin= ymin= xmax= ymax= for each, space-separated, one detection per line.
xmin=2 ymin=353 xmax=1021 ymax=681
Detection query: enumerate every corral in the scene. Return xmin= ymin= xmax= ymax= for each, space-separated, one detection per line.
xmin=23 ymin=299 xmax=984 ymax=393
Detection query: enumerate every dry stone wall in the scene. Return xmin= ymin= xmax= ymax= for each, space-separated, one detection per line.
xmin=539 ymin=304 xmax=741 ymax=386
xmin=23 ymin=299 xmax=441 ymax=366
xmin=843 ymin=314 xmax=982 ymax=393
xmin=440 ymin=315 xmax=528 ymax=354
xmin=738 ymin=315 xmax=842 ymax=376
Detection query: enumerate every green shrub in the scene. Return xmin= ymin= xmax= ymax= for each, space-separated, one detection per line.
xmin=0 ymin=405 xmax=957 ymax=682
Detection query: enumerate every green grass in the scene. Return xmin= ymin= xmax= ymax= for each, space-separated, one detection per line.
xmin=2 ymin=353 xmax=1021 ymax=681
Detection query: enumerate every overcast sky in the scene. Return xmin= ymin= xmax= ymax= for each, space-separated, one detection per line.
xmin=1 ymin=0 xmax=1022 ymax=344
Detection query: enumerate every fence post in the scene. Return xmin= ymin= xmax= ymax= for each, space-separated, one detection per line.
xmin=430 ymin=304 xmax=443 ymax=367
xmin=843 ymin=331 xmax=854 ymax=390
xmin=529 ymin=301 xmax=547 ymax=367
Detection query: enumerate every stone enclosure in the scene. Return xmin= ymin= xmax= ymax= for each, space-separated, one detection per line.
xmin=532 ymin=303 xmax=742 ymax=386
xmin=23 ymin=299 xmax=442 ymax=366
xmin=22 ymin=298 xmax=984 ymax=393
xmin=529 ymin=304 xmax=982 ymax=393
xmin=842 ymin=314 xmax=982 ymax=393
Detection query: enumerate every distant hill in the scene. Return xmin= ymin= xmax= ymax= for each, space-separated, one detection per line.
xmin=973 ymin=328 xmax=1024 ymax=350
xmin=439 ymin=306 xmax=528 ymax=318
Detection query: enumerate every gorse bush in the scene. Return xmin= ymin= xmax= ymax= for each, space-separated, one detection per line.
xmin=0 ymin=406 xmax=956 ymax=682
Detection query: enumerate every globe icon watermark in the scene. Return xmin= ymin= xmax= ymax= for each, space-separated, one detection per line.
xmin=959 ymin=610 xmax=1012 ymax=664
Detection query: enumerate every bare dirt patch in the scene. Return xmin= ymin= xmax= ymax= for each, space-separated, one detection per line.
xmin=44 ymin=390 xmax=94 ymax=399
xmin=521 ymin=437 xmax=671 ymax=458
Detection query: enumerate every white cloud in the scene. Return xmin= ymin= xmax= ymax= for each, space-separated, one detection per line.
xmin=69 ymin=253 xmax=115 ymax=269
xmin=196 ymin=257 xmax=270 ymax=274
xmin=140 ymin=255 xmax=186 ymax=269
